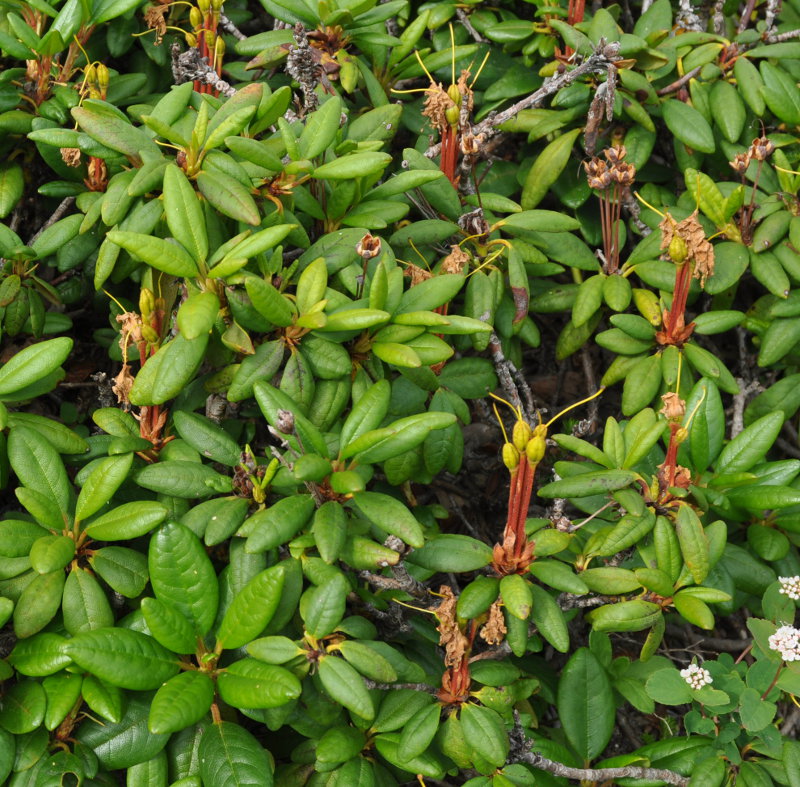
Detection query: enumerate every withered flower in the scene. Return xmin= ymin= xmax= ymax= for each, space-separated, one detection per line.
xmin=112 ymin=364 xmax=135 ymax=406
xmin=435 ymin=586 xmax=468 ymax=668
xmin=660 ymin=391 xmax=686 ymax=421
xmin=584 ymin=157 xmax=612 ymax=190
xmin=460 ymin=132 xmax=484 ymax=157
xmin=604 ymin=144 xmax=627 ymax=165
xmin=659 ymin=210 xmax=715 ymax=286
xmin=356 ymin=232 xmax=381 ymax=260
xmin=441 ymin=245 xmax=469 ymax=275
xmin=143 ymin=4 xmax=168 ymax=45
xmin=749 ymin=135 xmax=775 ymax=162
xmin=403 ymin=263 xmax=433 ymax=286
xmin=611 ymin=160 xmax=636 ymax=186
xmin=729 ymin=152 xmax=751 ymax=175
xmin=60 ymin=147 xmax=81 ymax=167
xmin=479 ymin=600 xmax=507 ymax=645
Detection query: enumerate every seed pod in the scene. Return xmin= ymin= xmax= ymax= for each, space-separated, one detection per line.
xmin=502 ymin=443 xmax=519 ymax=471
xmin=668 ymin=234 xmax=687 ymax=264
xmin=526 ymin=425 xmax=547 ymax=465
xmin=512 ymin=420 xmax=531 ymax=452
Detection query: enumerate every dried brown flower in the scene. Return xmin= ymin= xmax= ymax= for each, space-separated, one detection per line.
xmin=749 ymin=135 xmax=775 ymax=162
xmin=612 ymin=160 xmax=636 ymax=186
xmin=356 ymin=232 xmax=381 ymax=260
xmin=659 ymin=210 xmax=715 ymax=286
xmin=604 ymin=145 xmax=627 ymax=165
xmin=729 ymin=152 xmax=751 ymax=175
xmin=112 ymin=364 xmax=134 ymax=406
xmin=441 ymin=245 xmax=469 ymax=275
xmin=479 ymin=600 xmax=507 ymax=645
xmin=144 ymin=4 xmax=168 ymax=45
xmin=115 ymin=311 xmax=144 ymax=352
xmin=460 ymin=132 xmax=484 ymax=157
xmin=584 ymin=157 xmax=612 ymax=190
xmin=403 ymin=262 xmax=433 ymax=286
xmin=422 ymin=85 xmax=456 ymax=135
xmin=60 ymin=147 xmax=81 ymax=167
xmin=660 ymin=391 xmax=686 ymax=421
xmin=435 ymin=585 xmax=468 ymax=668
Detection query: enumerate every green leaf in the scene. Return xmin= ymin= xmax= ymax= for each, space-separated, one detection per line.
xmin=739 ymin=686 xmax=777 ymax=732
xmin=85 ymin=501 xmax=168 ymax=541
xmin=163 ymin=164 xmax=208 ymax=264
xmin=0 ymin=163 xmax=23 ymax=218
xmin=299 ymin=95 xmax=342 ymax=159
xmin=521 ymin=127 xmax=582 ymax=209
xmin=8 ymin=425 xmax=71 ymax=519
xmin=134 ymin=460 xmax=231 ymax=498
xmin=242 ymin=495 xmax=315 ymax=552
xmin=406 ymin=534 xmax=492 ymax=572
xmin=75 ymin=452 xmax=133 ymax=522
xmin=675 ymin=504 xmax=710 ymax=585
xmin=198 ymin=722 xmax=274 ymax=787
xmin=318 ymin=655 xmax=375 ymax=720
xmin=30 ymin=534 xmax=74 ymax=573
xmin=172 ymin=410 xmax=241 ymax=467
xmin=585 ymin=599 xmax=662 ymax=632
xmin=340 ymin=379 xmax=391 ymax=449
xmin=245 ymin=276 xmax=295 ymax=327
xmin=302 ymin=574 xmax=349 ymax=638
xmin=351 ymin=491 xmax=424 ymax=548
xmin=661 ymin=98 xmax=715 ymax=153
xmin=557 ymin=648 xmax=614 ymax=759
xmin=177 ymin=291 xmax=220 ymax=340
xmin=716 ymin=411 xmax=783 ymax=474
xmin=76 ymin=693 xmax=169 ymax=769
xmin=197 ymin=170 xmax=260 ymax=225
xmin=148 ymin=672 xmax=214 ymax=735
xmin=0 ymin=337 xmax=72 ymax=396
xmin=216 ymin=564 xmax=285 ymax=650
xmin=254 ymin=381 xmax=329 ymax=457
xmin=313 ymin=152 xmax=391 ymax=180
xmin=343 ymin=412 xmax=457 ymax=463
xmin=65 ymin=628 xmax=180 ymax=690
xmin=645 ymin=667 xmax=693 ymax=705
xmin=14 ymin=569 xmax=65 ymax=638
xmin=0 ymin=680 xmax=46 ymax=733
xmin=529 ymin=583 xmax=569 ymax=652
xmin=760 ymin=62 xmax=800 ymax=125
xmin=89 ymin=546 xmax=149 ymax=598
xmin=217 ymin=658 xmax=301 ymax=708
xmin=107 ymin=230 xmax=197 ymax=277
xmin=149 ymin=521 xmax=218 ymax=635
xmin=72 ymin=103 xmax=160 ymax=161
xmin=62 ymin=567 xmax=114 ymax=634
xmin=9 ymin=632 xmax=71 ymax=677
xmin=459 ymin=704 xmax=509 ymax=770
xmin=538 ymin=469 xmax=636 ymax=498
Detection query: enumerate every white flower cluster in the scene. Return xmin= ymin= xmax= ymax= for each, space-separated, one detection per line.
xmin=768 ymin=625 xmax=800 ymax=662
xmin=680 ymin=663 xmax=712 ymax=690
xmin=779 ymin=576 xmax=800 ymax=601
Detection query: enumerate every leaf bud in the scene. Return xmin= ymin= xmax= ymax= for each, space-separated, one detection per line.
xmin=502 ymin=443 xmax=520 ymax=471
xmin=512 ymin=420 xmax=532 ymax=452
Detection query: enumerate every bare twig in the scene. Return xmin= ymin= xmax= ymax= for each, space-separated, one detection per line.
xmin=738 ymin=0 xmax=758 ymax=33
xmin=766 ymin=27 xmax=800 ymax=42
xmin=359 ymin=567 xmax=428 ymax=599
xmin=656 ymin=65 xmax=702 ymax=96
xmin=27 ymin=196 xmax=76 ymax=246
xmin=425 ymin=41 xmax=621 ymax=158
xmin=508 ymin=712 xmax=689 ymax=785
xmin=514 ymin=749 xmax=689 ymax=785
xmin=457 ymin=7 xmax=486 ymax=42
xmin=170 ymin=43 xmax=236 ymax=96
xmin=286 ymin=24 xmax=320 ymax=112
xmin=363 ymin=678 xmax=438 ymax=694
xmin=489 ymin=332 xmax=535 ymax=422
xmin=730 ymin=379 xmax=761 ymax=438
xmin=678 ymin=0 xmax=704 ymax=30
xmin=219 ymin=12 xmax=246 ymax=41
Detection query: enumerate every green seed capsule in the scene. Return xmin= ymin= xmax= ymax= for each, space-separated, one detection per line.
xmin=502 ymin=443 xmax=519 ymax=471
xmin=526 ymin=425 xmax=547 ymax=465
xmin=512 ymin=421 xmax=532 ymax=451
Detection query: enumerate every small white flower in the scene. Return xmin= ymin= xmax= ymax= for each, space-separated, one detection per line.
xmin=768 ymin=624 xmax=800 ymax=662
xmin=680 ymin=663 xmax=712 ymax=690
xmin=778 ymin=576 xmax=800 ymax=601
